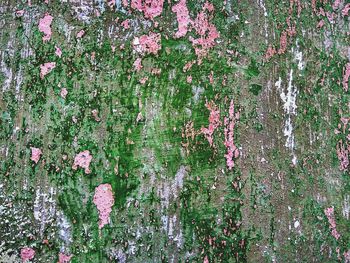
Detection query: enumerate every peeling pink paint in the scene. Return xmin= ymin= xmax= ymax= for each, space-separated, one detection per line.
xmin=342 ymin=4 xmax=350 ymax=16
xmin=72 ymin=150 xmax=92 ymax=174
xmin=60 ymin=88 xmax=68 ymax=99
xmin=93 ymin=183 xmax=114 ymax=229
xmin=30 ymin=147 xmax=42 ymax=164
xmin=224 ymin=100 xmax=239 ymax=170
xmin=20 ymin=247 xmax=35 ymax=262
xmin=76 ymin=30 xmax=85 ymax=38
xmin=55 ymin=46 xmax=62 ymax=57
xmin=342 ymin=63 xmax=350 ymax=92
xmin=324 ymin=207 xmax=341 ymax=240
xmin=133 ymin=58 xmax=143 ymax=72
xmin=38 ymin=13 xmax=53 ymax=42
xmin=172 ymin=0 xmax=191 ymax=38
xmin=133 ymin=32 xmax=161 ymax=55
xmin=131 ymin=0 xmax=164 ymax=20
xmin=40 ymin=62 xmax=56 ymax=79
xmin=58 ymin=253 xmax=72 ymax=263
xmin=201 ymin=100 xmax=221 ymax=147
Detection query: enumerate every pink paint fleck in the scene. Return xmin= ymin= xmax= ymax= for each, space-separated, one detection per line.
xmin=224 ymin=100 xmax=240 ymax=170
xmin=76 ymin=30 xmax=85 ymax=38
xmin=317 ymin=20 xmax=325 ymax=28
xmin=203 ymin=255 xmax=209 ymax=263
xmin=133 ymin=58 xmax=143 ymax=72
xmin=336 ymin=139 xmax=349 ymax=171
xmin=72 ymin=150 xmax=92 ymax=174
xmin=133 ymin=32 xmax=161 ymax=55
xmin=107 ymin=0 xmax=116 ymax=9
xmin=131 ymin=0 xmax=164 ymax=20
xmin=139 ymin=76 xmax=149 ymax=84
xmin=93 ymin=183 xmax=114 ymax=229
xmin=121 ymin=19 xmax=130 ymax=29
xmin=278 ymin=31 xmax=288 ymax=55
xmin=20 ymin=247 xmax=35 ymax=262
xmin=201 ymin=100 xmax=221 ymax=147
xmin=183 ymin=60 xmax=195 ymax=72
xmin=60 ymin=88 xmax=68 ymax=99
xmin=186 ymin=75 xmax=192 ymax=83
xmin=16 ymin=10 xmax=25 ymax=17
xmin=58 ymin=253 xmax=72 ymax=263
xmin=30 ymin=147 xmax=42 ymax=164
xmin=324 ymin=207 xmax=341 ymax=240
xmin=55 ymin=46 xmax=62 ymax=57
xmin=342 ymin=4 xmax=350 ymax=16
xmin=91 ymin=109 xmax=101 ymax=122
xmin=265 ymin=45 xmax=276 ymax=60
xmin=38 ymin=13 xmax=53 ymax=42
xmin=40 ymin=62 xmax=56 ymax=79
xmin=332 ymin=0 xmax=341 ymax=10
xmin=172 ymin=0 xmax=191 ymax=38
xmin=344 ymin=250 xmax=350 ymax=263
xmin=342 ymin=63 xmax=350 ymax=92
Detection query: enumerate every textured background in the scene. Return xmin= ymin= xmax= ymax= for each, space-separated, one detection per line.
xmin=0 ymin=0 xmax=350 ymax=262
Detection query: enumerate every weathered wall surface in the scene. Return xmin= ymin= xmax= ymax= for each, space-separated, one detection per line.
xmin=0 ymin=0 xmax=349 ymax=262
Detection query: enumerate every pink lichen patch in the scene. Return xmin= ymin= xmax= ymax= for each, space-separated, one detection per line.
xmin=30 ymin=147 xmax=42 ymax=164
xmin=133 ymin=58 xmax=143 ymax=72
xmin=55 ymin=46 xmax=62 ymax=57
xmin=38 ymin=13 xmax=53 ymax=42
xmin=131 ymin=0 xmax=164 ymax=20
xmin=342 ymin=4 xmax=350 ymax=16
xmin=278 ymin=31 xmax=288 ymax=54
xmin=224 ymin=100 xmax=240 ymax=170
xmin=58 ymin=253 xmax=72 ymax=263
xmin=201 ymin=100 xmax=221 ymax=147
xmin=40 ymin=62 xmax=56 ymax=79
xmin=342 ymin=63 xmax=350 ymax=92
xmin=72 ymin=150 xmax=92 ymax=174
xmin=20 ymin=247 xmax=35 ymax=262
xmin=133 ymin=32 xmax=161 ymax=55
xmin=336 ymin=140 xmax=349 ymax=171
xmin=121 ymin=19 xmax=130 ymax=29
xmin=172 ymin=0 xmax=192 ymax=38
xmin=324 ymin=207 xmax=341 ymax=240
xmin=76 ymin=30 xmax=85 ymax=38
xmin=60 ymin=88 xmax=68 ymax=99
xmin=93 ymin=183 xmax=114 ymax=229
